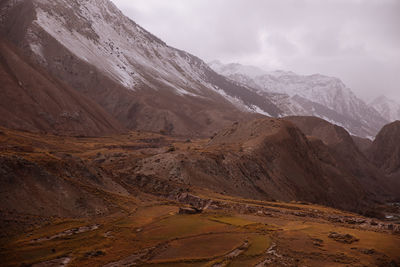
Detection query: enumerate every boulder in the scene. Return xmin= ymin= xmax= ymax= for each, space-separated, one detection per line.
xmin=179 ymin=207 xmax=202 ymax=215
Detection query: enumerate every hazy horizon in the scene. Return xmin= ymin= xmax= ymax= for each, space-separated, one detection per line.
xmin=111 ymin=0 xmax=400 ymax=103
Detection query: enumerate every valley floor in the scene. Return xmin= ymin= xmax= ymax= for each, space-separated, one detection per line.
xmin=0 ymin=128 xmax=399 ymax=266
xmin=2 ymin=200 xmax=400 ymax=266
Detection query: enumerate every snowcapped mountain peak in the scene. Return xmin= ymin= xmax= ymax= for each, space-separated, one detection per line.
xmin=370 ymin=95 xmax=400 ymax=123
xmin=209 ymin=60 xmax=388 ymax=138
xmin=209 ymin=60 xmax=267 ymax=78
xmin=267 ymin=70 xmax=297 ymax=77
xmin=373 ymin=95 xmax=390 ymax=102
xmin=210 ymin=61 xmax=359 ymax=115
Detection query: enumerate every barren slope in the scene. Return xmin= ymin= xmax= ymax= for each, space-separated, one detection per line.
xmin=0 ymin=40 xmax=124 ymax=136
xmin=134 ymin=118 xmax=387 ymax=212
xmin=0 ymin=0 xmax=280 ymax=137
xmin=284 ymin=116 xmax=394 ymax=202
xmin=368 ymin=121 xmax=400 ymax=175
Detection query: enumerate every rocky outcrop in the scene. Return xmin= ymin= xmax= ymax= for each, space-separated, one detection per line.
xmin=178 ymin=207 xmax=202 ymax=214
xmin=328 ymin=232 xmax=359 ymax=244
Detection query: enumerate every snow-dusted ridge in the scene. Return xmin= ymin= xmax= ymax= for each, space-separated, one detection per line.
xmin=209 ymin=61 xmax=388 ymax=138
xmin=2 ymin=0 xmax=282 ymax=118
xmin=32 ymin=0 xmax=210 ymax=92
xmin=370 ymin=96 xmax=400 ymax=123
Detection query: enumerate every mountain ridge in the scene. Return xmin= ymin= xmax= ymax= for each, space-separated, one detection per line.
xmin=0 ymin=0 xmax=282 ymax=137
xmin=370 ymin=95 xmax=400 ymax=123
xmin=209 ymin=60 xmax=388 ymax=138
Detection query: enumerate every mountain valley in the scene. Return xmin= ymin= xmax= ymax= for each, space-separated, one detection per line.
xmin=0 ymin=0 xmax=399 ymax=266
xmin=0 ymin=126 xmax=399 ymax=266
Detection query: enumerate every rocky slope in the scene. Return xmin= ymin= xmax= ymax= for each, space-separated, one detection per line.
xmin=1 ymin=117 xmax=393 ymax=217
xmin=0 ymin=127 xmax=132 ymax=219
xmin=283 ymin=116 xmax=393 ymax=200
xmin=209 ymin=61 xmax=387 ymax=138
xmin=0 ymin=0 xmax=281 ymax=137
xmin=368 ymin=121 xmax=400 ymax=175
xmin=367 ymin=121 xmax=400 ymax=201
xmin=0 ymin=39 xmax=124 ymax=136
xmin=132 ymin=117 xmax=397 ymax=212
xmin=352 ymin=135 xmax=373 ymax=155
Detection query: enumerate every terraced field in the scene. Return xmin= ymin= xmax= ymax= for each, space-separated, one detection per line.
xmin=1 ymin=198 xmax=400 ymax=266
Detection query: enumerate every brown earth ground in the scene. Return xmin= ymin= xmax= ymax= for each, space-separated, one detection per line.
xmin=0 ymin=127 xmax=399 ymax=267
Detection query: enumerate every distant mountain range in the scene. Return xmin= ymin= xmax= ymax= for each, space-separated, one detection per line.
xmin=210 ymin=60 xmax=399 ymax=138
xmin=370 ymin=95 xmax=400 ymax=123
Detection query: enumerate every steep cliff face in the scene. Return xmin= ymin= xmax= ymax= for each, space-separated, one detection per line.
xmin=0 ymin=0 xmax=281 ymax=137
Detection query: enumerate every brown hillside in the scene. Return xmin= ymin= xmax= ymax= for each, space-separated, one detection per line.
xmin=368 ymin=121 xmax=400 ymax=175
xmin=0 ymin=0 xmax=270 ymax=137
xmin=0 ymin=40 xmax=124 ymax=136
xmin=284 ymin=116 xmax=394 ymax=202
xmin=135 ymin=118 xmax=378 ymax=212
xmin=352 ymin=135 xmax=373 ymax=155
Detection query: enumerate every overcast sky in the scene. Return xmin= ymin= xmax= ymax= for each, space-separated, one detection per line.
xmin=111 ymin=0 xmax=400 ymax=102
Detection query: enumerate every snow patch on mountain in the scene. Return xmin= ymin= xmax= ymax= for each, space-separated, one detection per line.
xmin=248 ymin=105 xmax=272 ymax=117
xmin=370 ymin=96 xmax=400 ymax=123
xmin=209 ymin=60 xmax=267 ymax=79
xmin=34 ymin=4 xmax=138 ymax=88
xmin=29 ymin=0 xmax=220 ymax=94
xmin=209 ymin=61 xmax=388 ymax=137
xmin=213 ymin=86 xmax=250 ymax=111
